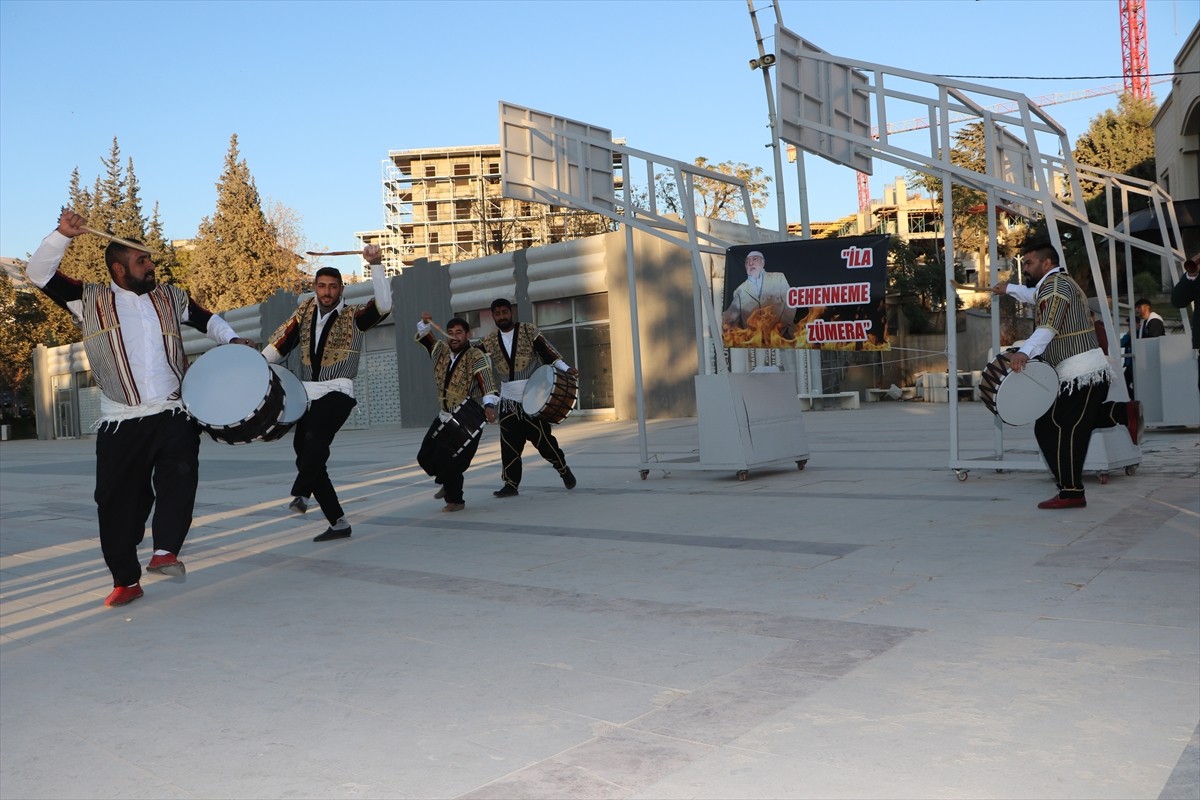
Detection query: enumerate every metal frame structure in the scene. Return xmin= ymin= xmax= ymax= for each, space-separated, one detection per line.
xmin=498 ymin=103 xmax=814 ymax=477
xmin=770 ymin=23 xmax=1188 ymax=476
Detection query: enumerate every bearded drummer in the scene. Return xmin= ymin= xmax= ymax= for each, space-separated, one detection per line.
xmin=477 ymin=298 xmax=578 ymax=497
xmin=414 ymin=316 xmax=498 ymax=511
xmin=991 ymin=242 xmax=1140 ymax=509
xmin=262 ymin=246 xmax=391 ymax=541
xmin=24 ymin=208 xmax=252 ymax=607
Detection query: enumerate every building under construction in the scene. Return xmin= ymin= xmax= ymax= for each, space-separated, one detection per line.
xmin=362 ymin=145 xmax=616 ymax=275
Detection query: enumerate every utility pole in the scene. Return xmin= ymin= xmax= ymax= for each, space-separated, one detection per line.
xmin=746 ymin=0 xmax=788 ymax=235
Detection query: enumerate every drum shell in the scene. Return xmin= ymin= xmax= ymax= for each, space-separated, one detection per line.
xmin=418 ymin=399 xmax=487 ymax=476
xmin=259 ymin=364 xmax=310 ymax=442
xmin=521 ymin=365 xmax=578 ymax=424
xmin=182 ymin=345 xmax=288 ymax=445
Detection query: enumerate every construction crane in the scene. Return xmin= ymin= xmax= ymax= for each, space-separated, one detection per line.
xmin=1120 ymin=0 xmax=1151 ymax=99
xmin=853 ymin=0 xmax=1155 ymax=215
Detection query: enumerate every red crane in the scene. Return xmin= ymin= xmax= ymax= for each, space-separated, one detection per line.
xmin=1119 ymin=0 xmax=1151 ymax=99
xmin=853 ymin=0 xmax=1153 ymax=214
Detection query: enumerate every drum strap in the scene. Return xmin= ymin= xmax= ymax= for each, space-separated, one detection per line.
xmin=443 ymin=351 xmax=463 ymax=391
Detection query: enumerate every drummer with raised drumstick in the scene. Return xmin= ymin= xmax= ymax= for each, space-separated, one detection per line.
xmin=477 ymin=298 xmax=578 ymax=497
xmin=24 ymin=207 xmax=253 ymax=607
xmin=261 ymin=245 xmax=391 ymax=541
xmin=414 ymin=314 xmax=498 ymax=512
xmin=991 ymin=241 xmax=1140 ymax=510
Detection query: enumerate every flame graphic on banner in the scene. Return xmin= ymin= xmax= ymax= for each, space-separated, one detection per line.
xmin=722 ymin=305 xmax=890 ymax=351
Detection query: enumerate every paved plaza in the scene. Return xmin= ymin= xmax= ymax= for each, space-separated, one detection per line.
xmin=1 ymin=401 xmax=1197 ymax=799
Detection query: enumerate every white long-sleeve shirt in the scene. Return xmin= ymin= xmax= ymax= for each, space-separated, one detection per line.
xmin=1004 ymin=269 xmax=1062 ymax=359
xmin=26 ymin=230 xmax=238 ymax=420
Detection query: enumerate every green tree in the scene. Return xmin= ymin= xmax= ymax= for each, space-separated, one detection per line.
xmin=653 ymin=158 xmax=771 ymax=224
xmin=887 ymin=238 xmax=956 ymax=334
xmin=907 ymin=123 xmax=1002 ymax=264
xmin=144 ymin=201 xmax=181 ymax=287
xmin=1023 ymin=95 xmax=1159 ymax=295
xmin=187 ymin=134 xmax=308 ymax=310
xmin=58 ymin=171 xmax=108 ymax=285
xmin=1073 ymin=94 xmax=1157 ymax=201
xmin=0 ymin=268 xmax=79 ymax=408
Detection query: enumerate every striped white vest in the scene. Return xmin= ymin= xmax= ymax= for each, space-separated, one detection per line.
xmin=78 ymin=283 xmax=189 ymax=406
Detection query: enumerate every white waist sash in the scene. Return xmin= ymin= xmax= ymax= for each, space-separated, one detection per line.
xmin=500 ymin=379 xmax=527 ymax=402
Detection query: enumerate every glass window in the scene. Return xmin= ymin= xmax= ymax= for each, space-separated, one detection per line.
xmin=534 ymin=299 xmax=572 ymax=327
xmin=533 ymin=295 xmax=613 ymax=411
xmin=573 ymin=293 xmax=608 ymax=323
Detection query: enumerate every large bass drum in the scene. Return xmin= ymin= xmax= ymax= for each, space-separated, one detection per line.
xmin=417 ymin=398 xmax=488 ymax=477
xmin=182 ymin=345 xmax=287 ymax=445
xmin=521 ymin=365 xmax=578 ymax=424
xmin=259 ymin=364 xmax=309 ymax=442
xmin=977 ymin=354 xmax=1058 ymax=426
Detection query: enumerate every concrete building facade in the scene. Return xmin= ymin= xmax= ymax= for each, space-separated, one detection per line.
xmin=1151 ymin=20 xmax=1200 ymax=257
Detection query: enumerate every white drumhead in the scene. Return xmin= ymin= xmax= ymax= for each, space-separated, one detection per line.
xmin=522 ymin=365 xmax=556 ymax=416
xmin=994 ymin=360 xmax=1058 ymax=426
xmin=182 ymin=345 xmax=272 ymax=426
xmin=270 ymin=364 xmax=309 ymax=424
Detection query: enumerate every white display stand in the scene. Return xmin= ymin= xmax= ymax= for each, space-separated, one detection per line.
xmin=664 ymin=372 xmax=810 ymax=481
xmin=1133 ymin=334 xmax=1200 ymax=427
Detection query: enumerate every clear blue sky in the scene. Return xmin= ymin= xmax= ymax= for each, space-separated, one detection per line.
xmin=1 ymin=0 xmax=1196 ymax=264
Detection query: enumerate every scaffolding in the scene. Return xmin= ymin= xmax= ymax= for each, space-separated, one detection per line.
xmin=376 ymin=144 xmax=617 ymax=274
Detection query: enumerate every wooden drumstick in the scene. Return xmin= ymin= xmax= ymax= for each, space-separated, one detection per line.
xmin=305 ymin=250 xmax=362 ymax=256
xmin=81 ymin=226 xmax=153 ymax=254
xmin=421 ymin=312 xmax=447 ymax=337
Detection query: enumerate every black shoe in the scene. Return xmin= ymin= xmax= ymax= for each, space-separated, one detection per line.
xmin=561 ymin=468 xmax=577 ymax=490
xmin=313 ymin=525 xmax=352 ymax=542
xmin=289 ymin=496 xmax=308 ymax=514
xmin=434 ymin=487 xmax=446 ymax=500
xmin=493 ymin=485 xmax=519 ymax=498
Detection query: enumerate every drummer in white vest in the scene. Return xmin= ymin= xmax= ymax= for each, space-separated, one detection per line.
xmin=991 ymin=241 xmax=1139 ymax=510
xmin=476 ymin=298 xmax=578 ymax=497
xmin=261 ymin=245 xmax=391 ymax=541
xmin=25 ymin=207 xmax=252 ymax=607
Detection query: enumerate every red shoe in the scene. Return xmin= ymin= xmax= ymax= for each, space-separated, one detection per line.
xmin=1126 ymin=400 xmax=1144 ymax=445
xmin=1037 ymin=496 xmax=1087 ymax=510
xmin=147 ymin=553 xmax=185 ymax=577
xmin=105 ymin=584 xmax=144 ymax=607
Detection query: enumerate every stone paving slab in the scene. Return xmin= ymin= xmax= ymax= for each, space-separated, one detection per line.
xmin=1 ymin=402 xmax=1197 ymax=799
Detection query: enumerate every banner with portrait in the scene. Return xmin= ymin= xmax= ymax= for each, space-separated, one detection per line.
xmin=721 ymin=235 xmax=891 ymax=351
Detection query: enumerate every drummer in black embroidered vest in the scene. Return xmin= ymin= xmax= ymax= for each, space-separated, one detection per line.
xmin=414 ymin=315 xmax=498 ymax=512
xmin=477 ymin=298 xmax=578 ymax=497
xmin=262 ymin=247 xmax=391 ymax=541
xmin=24 ymin=208 xmax=252 ymax=607
xmin=991 ymin=242 xmax=1139 ymax=510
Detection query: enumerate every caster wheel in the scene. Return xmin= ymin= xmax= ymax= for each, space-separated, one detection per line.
xmin=639 ymin=470 xmax=649 ymax=480
xmin=796 ymin=460 xmax=808 ymax=471
xmin=956 ymin=470 xmax=969 ymax=482
xmin=1124 ymin=465 xmax=1137 ymax=476
xmin=737 ymin=471 xmax=748 ymax=481
xmin=1099 ymin=472 xmax=1110 ymax=485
